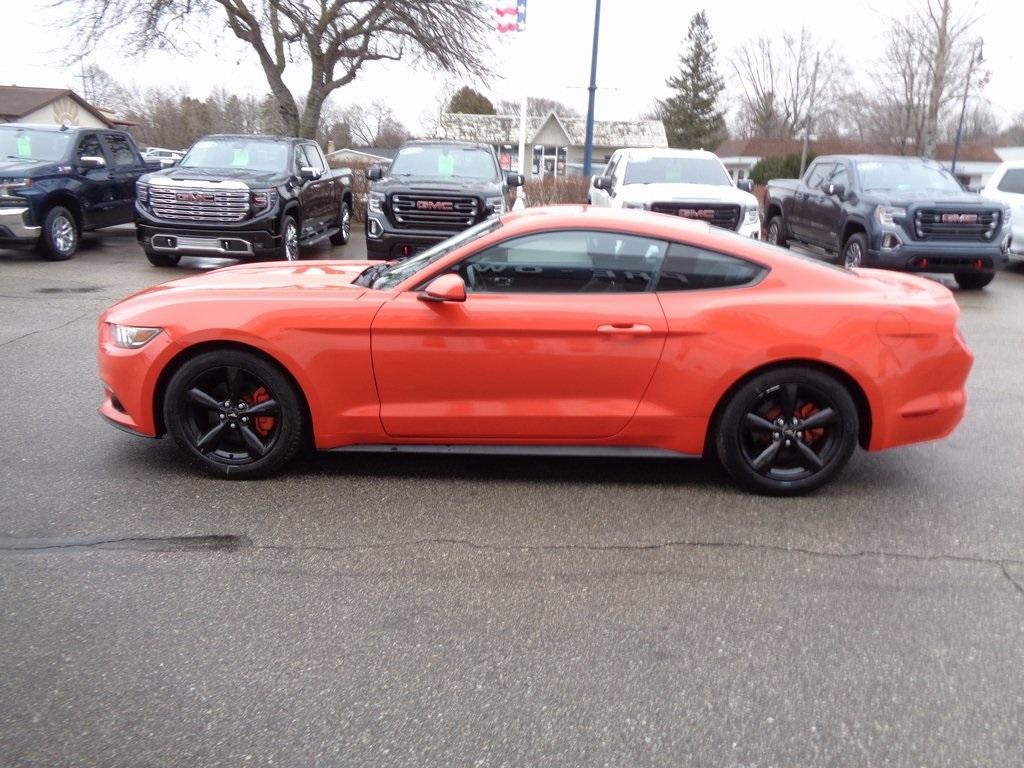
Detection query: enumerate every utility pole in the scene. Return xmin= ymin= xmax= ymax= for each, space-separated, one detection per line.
xmin=799 ymin=52 xmax=820 ymax=177
xmin=952 ymin=40 xmax=983 ymax=177
xmin=582 ymin=0 xmax=602 ymax=177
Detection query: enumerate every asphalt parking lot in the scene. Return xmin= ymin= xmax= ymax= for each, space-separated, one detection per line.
xmin=1 ymin=225 xmax=1023 ymax=767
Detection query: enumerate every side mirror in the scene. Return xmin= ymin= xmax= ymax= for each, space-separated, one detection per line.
xmin=299 ymin=166 xmax=320 ymax=181
xmin=737 ymin=179 xmax=754 ymax=193
xmin=79 ymin=156 xmax=106 ymax=170
xmin=505 ymin=172 xmax=524 ymax=188
xmin=826 ymin=183 xmax=846 ymax=199
xmin=418 ymin=273 xmax=467 ymax=303
xmin=366 ymin=166 xmax=383 ymax=182
xmin=593 ymin=175 xmax=613 ymax=191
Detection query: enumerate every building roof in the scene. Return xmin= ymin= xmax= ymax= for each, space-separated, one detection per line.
xmin=327 ymin=146 xmax=400 ymax=162
xmin=437 ymin=111 xmax=668 ymax=148
xmin=0 ymin=85 xmax=115 ymax=128
xmin=716 ymin=137 xmax=1001 ymax=164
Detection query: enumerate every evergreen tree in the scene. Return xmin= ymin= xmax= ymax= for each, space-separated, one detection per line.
xmin=659 ymin=11 xmax=726 ymax=149
xmin=448 ymin=86 xmax=496 ymax=115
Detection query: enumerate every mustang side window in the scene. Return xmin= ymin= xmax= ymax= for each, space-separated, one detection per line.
xmin=459 ymin=230 xmax=667 ymax=293
xmin=656 ymin=242 xmax=765 ymax=291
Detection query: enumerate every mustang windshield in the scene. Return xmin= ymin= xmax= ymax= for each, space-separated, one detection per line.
xmin=180 ymin=139 xmax=289 ymax=173
xmin=367 ymin=218 xmax=503 ymax=290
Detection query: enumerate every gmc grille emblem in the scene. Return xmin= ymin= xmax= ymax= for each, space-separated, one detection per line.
xmin=941 ymin=213 xmax=978 ymax=224
xmin=416 ymin=200 xmax=454 ymax=211
xmin=176 ymin=192 xmax=215 ymax=203
xmin=678 ymin=208 xmax=715 ymax=220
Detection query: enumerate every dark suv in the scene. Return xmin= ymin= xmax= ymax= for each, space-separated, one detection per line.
xmin=364 ymin=140 xmax=523 ymax=259
xmin=765 ymin=154 xmax=1013 ymax=289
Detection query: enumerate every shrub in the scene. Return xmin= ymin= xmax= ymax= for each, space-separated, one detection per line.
xmin=749 ymin=151 xmax=816 ymax=186
xmin=327 ymin=158 xmax=386 ymax=224
xmin=521 ymin=175 xmax=592 ymax=207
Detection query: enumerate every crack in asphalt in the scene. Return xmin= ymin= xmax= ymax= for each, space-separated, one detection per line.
xmin=2 ymin=533 xmax=1023 ymax=596
xmin=0 ymin=311 xmax=93 ymax=350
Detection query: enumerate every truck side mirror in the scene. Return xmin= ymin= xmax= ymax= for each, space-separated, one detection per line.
xmin=593 ymin=175 xmax=613 ymax=191
xmin=366 ymin=166 xmax=383 ymax=182
xmin=736 ymin=179 xmax=754 ymax=193
xmin=827 ymin=183 xmax=845 ymax=199
xmin=505 ymin=172 xmax=524 ymax=188
xmin=298 ymin=166 xmax=320 ymax=181
xmin=79 ymin=156 xmax=106 ymax=171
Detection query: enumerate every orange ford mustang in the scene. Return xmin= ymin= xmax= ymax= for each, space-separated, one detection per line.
xmin=98 ymin=206 xmax=973 ymax=494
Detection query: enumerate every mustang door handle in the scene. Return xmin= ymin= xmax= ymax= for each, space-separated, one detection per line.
xmin=597 ymin=323 xmax=653 ymax=335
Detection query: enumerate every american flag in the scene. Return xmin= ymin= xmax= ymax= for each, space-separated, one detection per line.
xmin=496 ymin=0 xmax=527 ymax=33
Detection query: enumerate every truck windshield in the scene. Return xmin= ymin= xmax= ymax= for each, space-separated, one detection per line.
xmin=363 ymin=217 xmax=504 ymax=290
xmin=0 ymin=127 xmax=73 ymax=162
xmin=389 ymin=145 xmax=498 ymax=181
xmin=180 ymin=139 xmax=289 ymax=173
xmin=857 ymin=160 xmax=963 ymax=193
xmin=624 ymin=157 xmax=731 ymax=186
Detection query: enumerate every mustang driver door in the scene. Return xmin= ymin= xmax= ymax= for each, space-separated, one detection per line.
xmin=370 ymin=229 xmax=669 ymax=440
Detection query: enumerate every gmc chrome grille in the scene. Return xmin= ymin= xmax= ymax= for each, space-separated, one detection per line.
xmin=649 ymin=203 xmax=741 ymax=231
xmin=391 ymin=194 xmax=477 ymax=229
xmin=150 ymin=186 xmax=250 ymax=223
xmin=914 ymin=208 xmax=1000 ymax=241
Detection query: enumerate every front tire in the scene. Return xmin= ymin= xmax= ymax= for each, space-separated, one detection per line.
xmin=144 ymin=246 xmax=181 ymax=268
xmin=329 ymin=202 xmax=352 ymax=246
xmin=279 ymin=215 xmax=300 ymax=261
xmin=163 ymin=350 xmax=306 ymax=478
xmin=715 ymin=366 xmax=859 ymax=495
xmin=766 ymin=215 xmax=788 ymax=248
xmin=954 ymin=271 xmax=995 ymax=290
xmin=37 ymin=206 xmax=78 ymax=260
xmin=842 ymin=232 xmax=869 ymax=269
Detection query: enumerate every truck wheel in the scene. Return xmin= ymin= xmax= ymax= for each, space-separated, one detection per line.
xmin=279 ymin=215 xmax=300 ymax=261
xmin=841 ymin=233 xmax=869 ymax=269
xmin=329 ymin=202 xmax=352 ymax=246
xmin=37 ymin=206 xmax=78 ymax=261
xmin=144 ymin=246 xmax=181 ymax=268
xmin=766 ymin=215 xmax=788 ymax=248
xmin=954 ymin=272 xmax=995 ymax=290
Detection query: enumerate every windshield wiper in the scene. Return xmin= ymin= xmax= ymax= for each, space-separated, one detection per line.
xmin=355 ymin=261 xmax=391 ymax=287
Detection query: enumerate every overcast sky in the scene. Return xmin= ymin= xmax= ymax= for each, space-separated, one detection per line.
xmin=6 ymin=0 xmax=1021 ymax=134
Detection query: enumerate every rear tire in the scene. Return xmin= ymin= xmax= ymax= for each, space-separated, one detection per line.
xmin=766 ymin=215 xmax=788 ymax=248
xmin=37 ymin=206 xmax=78 ymax=260
xmin=144 ymin=246 xmax=181 ymax=267
xmin=954 ymin=271 xmax=995 ymax=290
xmin=715 ymin=366 xmax=859 ymax=495
xmin=163 ymin=350 xmax=306 ymax=478
xmin=329 ymin=202 xmax=352 ymax=246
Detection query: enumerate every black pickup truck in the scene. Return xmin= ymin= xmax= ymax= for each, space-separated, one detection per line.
xmin=365 ymin=140 xmax=523 ymax=259
xmin=0 ymin=123 xmax=159 ymax=260
xmin=135 ymin=134 xmax=353 ymax=267
xmin=764 ymin=154 xmax=1013 ymax=289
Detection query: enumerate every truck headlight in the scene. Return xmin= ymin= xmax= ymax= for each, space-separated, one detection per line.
xmin=621 ymin=201 xmax=646 ymax=210
xmin=744 ymin=207 xmax=760 ymax=225
xmin=108 ymin=324 xmax=162 ymax=349
xmin=250 ymin=189 xmax=279 ymax=212
xmin=0 ymin=177 xmax=32 ymax=200
xmin=1002 ymin=208 xmax=1012 ymax=227
xmin=368 ymin=192 xmax=384 ymax=214
xmin=874 ymin=205 xmax=907 ymax=227
xmin=136 ymin=181 xmax=149 ymax=204
xmin=486 ymin=196 xmax=506 ymax=215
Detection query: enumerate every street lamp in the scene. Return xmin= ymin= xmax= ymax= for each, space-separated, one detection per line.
xmin=582 ymin=0 xmax=602 ymax=177
xmin=951 ymin=39 xmax=984 ymax=178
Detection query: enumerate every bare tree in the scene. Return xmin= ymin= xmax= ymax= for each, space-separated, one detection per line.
xmin=56 ymin=0 xmax=494 ymax=138
xmin=496 ymin=97 xmax=580 ymax=117
xmin=918 ymin=0 xmax=978 ymax=156
xmin=341 ymin=101 xmax=410 ymax=148
xmin=730 ymin=28 xmax=846 ymax=139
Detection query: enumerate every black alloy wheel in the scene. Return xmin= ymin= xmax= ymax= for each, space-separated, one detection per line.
xmin=164 ymin=350 xmax=305 ymax=477
xmin=716 ymin=367 xmax=859 ymax=495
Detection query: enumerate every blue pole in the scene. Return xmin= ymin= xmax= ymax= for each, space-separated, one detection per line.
xmin=582 ymin=0 xmax=601 ymax=177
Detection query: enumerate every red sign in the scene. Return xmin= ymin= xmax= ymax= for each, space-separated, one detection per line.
xmin=941 ymin=213 xmax=978 ymax=224
xmin=678 ymin=209 xmax=715 ymax=220
xmin=416 ymin=200 xmax=454 ymax=211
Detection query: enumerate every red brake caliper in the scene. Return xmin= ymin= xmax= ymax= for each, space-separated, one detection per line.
xmin=797 ymin=402 xmax=824 ymax=443
xmin=244 ymin=387 xmax=275 ymax=437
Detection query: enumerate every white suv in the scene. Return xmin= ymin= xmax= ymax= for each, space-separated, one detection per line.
xmin=982 ymin=161 xmax=1023 ymax=260
xmin=589 ymin=148 xmax=761 ymax=238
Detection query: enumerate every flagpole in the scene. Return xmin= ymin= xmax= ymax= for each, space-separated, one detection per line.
xmin=514 ymin=0 xmax=528 ymax=208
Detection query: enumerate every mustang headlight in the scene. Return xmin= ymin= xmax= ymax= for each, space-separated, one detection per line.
xmin=109 ymin=324 xmax=162 ymax=349
xmin=874 ymin=205 xmax=907 ymax=227
xmin=621 ymin=200 xmax=647 ymax=210
xmin=368 ymin=191 xmax=384 ymax=214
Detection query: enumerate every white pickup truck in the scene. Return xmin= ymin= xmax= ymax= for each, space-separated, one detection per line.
xmin=982 ymin=161 xmax=1023 ymax=261
xmin=588 ymin=148 xmax=761 ymax=238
